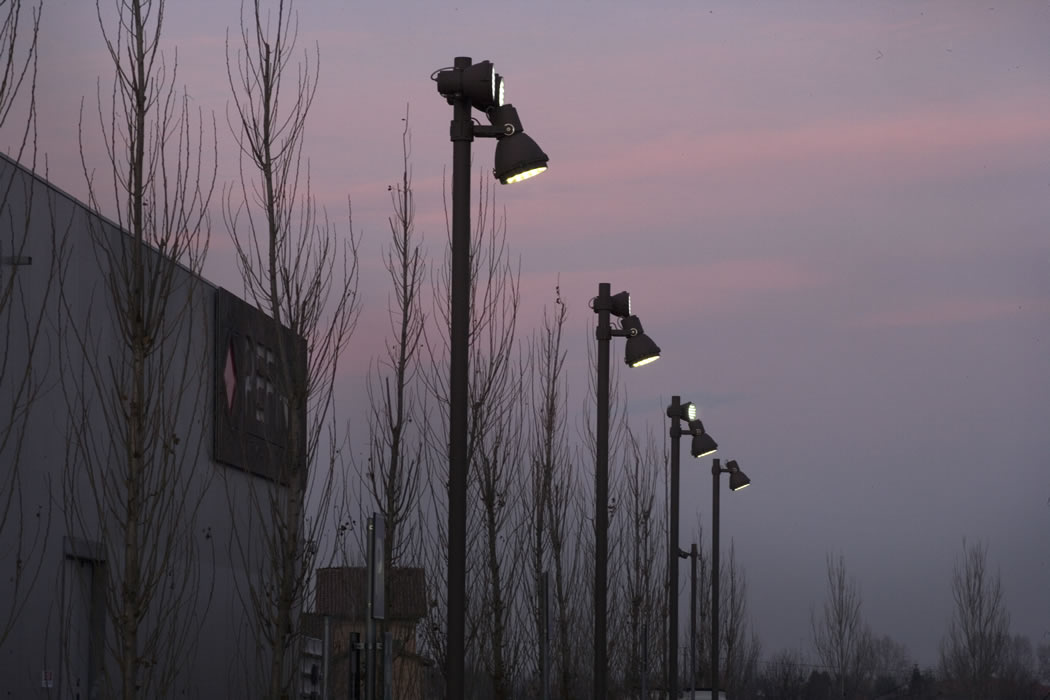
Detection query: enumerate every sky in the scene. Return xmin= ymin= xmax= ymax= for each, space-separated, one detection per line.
xmin=8 ymin=0 xmax=1049 ymax=669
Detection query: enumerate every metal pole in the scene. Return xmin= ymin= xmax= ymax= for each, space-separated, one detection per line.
xmin=323 ymin=615 xmax=330 ymax=700
xmin=448 ymin=55 xmax=473 ymax=700
xmin=594 ymin=282 xmax=611 ymax=700
xmin=641 ymin=619 xmax=648 ymax=700
xmin=690 ymin=543 xmax=697 ymax=700
xmin=383 ymin=630 xmax=393 ymax=700
xmin=367 ymin=517 xmax=376 ymax=700
xmin=711 ymin=459 xmax=721 ymax=700
xmin=668 ymin=397 xmax=682 ymax=700
xmin=546 ymin=570 xmax=554 ymax=700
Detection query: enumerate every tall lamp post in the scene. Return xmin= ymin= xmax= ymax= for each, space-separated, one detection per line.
xmin=592 ymin=283 xmax=660 ymax=700
xmin=678 ymin=543 xmax=699 ymax=700
xmin=666 ymin=397 xmax=717 ymax=699
xmin=435 ymin=57 xmax=548 ymax=700
xmin=711 ymin=458 xmax=750 ymax=700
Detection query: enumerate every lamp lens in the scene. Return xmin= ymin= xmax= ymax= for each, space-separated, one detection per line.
xmin=686 ymin=403 xmax=697 ymax=421
xmin=630 ymin=354 xmax=659 ymax=368
xmin=503 ymin=165 xmax=546 ymax=184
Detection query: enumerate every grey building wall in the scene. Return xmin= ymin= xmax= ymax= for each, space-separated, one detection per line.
xmin=0 ymin=153 xmax=293 ymax=698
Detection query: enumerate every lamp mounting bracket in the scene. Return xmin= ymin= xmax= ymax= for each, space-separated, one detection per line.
xmin=473 ymin=124 xmax=507 ymax=139
xmin=449 ymin=118 xmax=474 ymax=143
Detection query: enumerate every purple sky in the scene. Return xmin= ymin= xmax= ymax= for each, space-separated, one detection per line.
xmin=11 ymin=0 xmax=1049 ymax=667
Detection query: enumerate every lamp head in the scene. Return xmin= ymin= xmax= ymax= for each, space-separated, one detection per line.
xmin=489 ymin=104 xmax=549 ymax=184
xmin=726 ymin=459 xmax=751 ymax=490
xmin=436 ymin=60 xmax=501 ymax=110
xmin=620 ymin=316 xmax=660 ymax=367
xmin=690 ymin=421 xmax=718 ymax=458
xmin=609 ymin=290 xmax=631 ymax=318
xmin=667 ymin=400 xmax=697 ymax=423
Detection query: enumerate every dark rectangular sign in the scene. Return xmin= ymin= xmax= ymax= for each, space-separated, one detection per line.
xmin=213 ymin=288 xmax=307 ymax=483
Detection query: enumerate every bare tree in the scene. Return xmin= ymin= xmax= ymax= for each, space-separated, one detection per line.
xmin=1038 ymin=640 xmax=1050 ymax=684
xmin=61 ymin=0 xmax=217 ymax=696
xmin=357 ymin=107 xmax=426 ymax=583
xmin=547 ymin=440 xmax=586 ymax=699
xmin=462 ymin=178 xmax=524 ymax=700
xmin=998 ymin=634 xmax=1039 ymax=698
xmin=869 ymin=634 xmax=911 ymax=695
xmin=518 ymin=286 xmax=571 ymax=697
xmin=615 ymin=423 xmax=664 ymax=697
xmin=0 ymin=0 xmax=44 ymax=652
xmin=577 ymin=313 xmax=633 ymax=696
xmin=720 ymin=541 xmax=761 ymax=698
xmin=760 ymin=649 xmax=808 ymax=700
xmin=811 ymin=553 xmax=872 ymax=698
xmin=686 ymin=516 xmax=712 ymax=691
xmin=939 ymin=540 xmax=1010 ymax=699
xmin=223 ymin=0 xmax=359 ymax=696
xmin=418 ymin=170 xmax=522 ymax=698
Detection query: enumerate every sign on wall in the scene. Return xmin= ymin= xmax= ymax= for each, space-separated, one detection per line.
xmin=213 ymin=288 xmax=307 ymax=483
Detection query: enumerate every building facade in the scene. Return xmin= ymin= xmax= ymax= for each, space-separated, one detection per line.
xmin=0 ymin=153 xmax=305 ymax=697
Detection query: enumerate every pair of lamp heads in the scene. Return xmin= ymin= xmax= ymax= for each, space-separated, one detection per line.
xmin=436 ymin=59 xmax=549 ymax=184
xmin=668 ymin=401 xmax=719 ymax=460
xmin=667 ymin=401 xmax=751 ymax=490
xmin=606 ymin=290 xmax=661 ymax=368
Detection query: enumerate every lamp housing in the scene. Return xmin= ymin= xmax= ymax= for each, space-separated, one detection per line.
xmin=692 ymin=428 xmax=718 ymax=459
xmin=489 ymin=104 xmax=548 ymax=184
xmin=609 ymin=291 xmax=631 ymax=318
xmin=436 ymin=60 xmax=500 ymax=110
xmin=726 ymin=460 xmax=751 ymax=490
xmin=667 ymin=401 xmax=697 ymax=423
xmin=620 ymin=316 xmax=660 ymax=367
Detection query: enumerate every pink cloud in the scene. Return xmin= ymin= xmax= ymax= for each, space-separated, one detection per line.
xmin=859 ymin=297 xmax=1050 ymax=328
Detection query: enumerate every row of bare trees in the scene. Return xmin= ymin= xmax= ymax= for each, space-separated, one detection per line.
xmin=777 ymin=542 xmax=1047 ymax=700
xmin=335 ymin=101 xmax=765 ymax=698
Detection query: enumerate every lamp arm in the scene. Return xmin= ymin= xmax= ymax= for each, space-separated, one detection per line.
xmin=594 ymin=324 xmax=633 ymax=341
xmin=473 ymin=123 xmax=509 ymax=139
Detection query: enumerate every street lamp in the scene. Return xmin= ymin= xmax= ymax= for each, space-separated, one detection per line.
xmin=711 ymin=458 xmax=750 ymax=700
xmin=592 ymin=283 xmax=660 ymax=700
xmin=667 ymin=397 xmax=717 ymax=700
xmin=679 ymin=543 xmax=699 ymax=700
xmin=435 ymin=57 xmax=548 ymax=700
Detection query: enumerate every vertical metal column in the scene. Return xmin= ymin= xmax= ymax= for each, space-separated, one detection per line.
xmin=594 ymin=282 xmax=611 ymax=700
xmin=690 ymin=543 xmax=698 ymax=700
xmin=711 ymin=459 xmax=721 ymax=700
xmin=448 ymin=55 xmax=474 ymax=700
xmin=669 ymin=396 xmax=682 ymax=699
xmin=367 ymin=517 xmax=376 ymax=700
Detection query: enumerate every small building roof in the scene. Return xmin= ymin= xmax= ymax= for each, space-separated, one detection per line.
xmin=315 ymin=566 xmax=427 ymax=622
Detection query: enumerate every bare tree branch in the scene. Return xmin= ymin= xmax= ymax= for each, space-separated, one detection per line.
xmin=60 ymin=1 xmax=218 ymax=696
xmin=222 ymin=1 xmax=359 ymax=696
